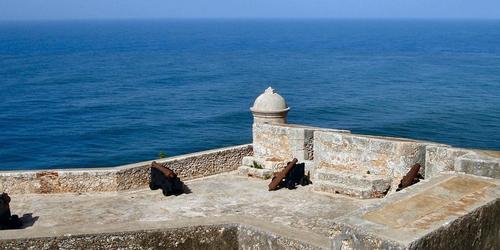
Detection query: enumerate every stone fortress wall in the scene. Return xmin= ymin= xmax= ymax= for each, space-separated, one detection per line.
xmin=245 ymin=122 xmax=500 ymax=195
xmin=2 ymin=120 xmax=497 ymax=196
xmin=0 ymin=144 xmax=252 ymax=194
xmin=241 ymin=87 xmax=500 ymax=198
xmin=237 ymin=87 xmax=499 ymax=249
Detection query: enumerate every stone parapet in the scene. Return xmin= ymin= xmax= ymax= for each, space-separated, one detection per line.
xmin=313 ymin=131 xmax=429 ymax=193
xmin=456 ymin=151 xmax=500 ymax=178
xmin=0 ymin=144 xmax=252 ymax=194
xmin=248 ymin=121 xmax=500 ymax=197
xmin=425 ymin=146 xmax=500 ymax=179
xmin=0 ymin=222 xmax=327 ymax=250
xmin=424 ymin=145 xmax=471 ymax=178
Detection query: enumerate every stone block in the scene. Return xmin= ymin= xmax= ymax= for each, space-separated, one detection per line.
xmin=315 ymin=169 xmax=391 ymax=191
xmin=313 ymin=168 xmax=391 ymax=199
xmin=238 ymin=166 xmax=273 ymax=179
xmin=241 ymin=156 xmax=256 ymax=167
xmin=252 ymin=123 xmax=348 ymax=162
xmin=424 ymin=145 xmax=470 ymax=179
xmin=238 ymin=224 xmax=325 ymax=250
xmin=241 ymin=156 xmax=287 ymax=171
xmin=455 ymin=150 xmax=500 ymax=179
xmin=425 ymin=146 xmax=500 ymax=179
xmin=314 ymin=131 xmax=427 ymax=191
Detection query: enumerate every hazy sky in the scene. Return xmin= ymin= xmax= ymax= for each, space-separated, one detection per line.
xmin=1 ymin=0 xmax=500 ymax=21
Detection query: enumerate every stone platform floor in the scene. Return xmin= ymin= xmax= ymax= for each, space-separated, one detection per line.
xmin=2 ymin=172 xmax=374 ymax=247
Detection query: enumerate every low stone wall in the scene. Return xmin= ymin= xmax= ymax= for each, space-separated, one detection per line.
xmin=237 ymin=224 xmax=324 ymax=250
xmin=314 ymin=131 xmax=428 ymax=190
xmin=0 ymin=223 xmax=325 ymax=250
xmin=0 ymin=169 xmax=118 ymax=194
xmin=0 ymin=224 xmax=239 ymax=250
xmin=250 ymin=122 xmax=500 ymax=196
xmin=425 ymin=145 xmax=500 ymax=179
xmin=0 ymin=144 xmax=252 ymax=194
xmin=424 ymin=145 xmax=471 ymax=179
xmin=456 ymin=151 xmax=500 ymax=178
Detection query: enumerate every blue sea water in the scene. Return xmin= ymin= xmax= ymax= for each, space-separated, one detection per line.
xmin=0 ymin=19 xmax=499 ymax=170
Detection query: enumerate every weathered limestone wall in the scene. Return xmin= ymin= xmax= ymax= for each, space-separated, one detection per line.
xmin=237 ymin=224 xmax=324 ymax=250
xmin=314 ymin=131 xmax=427 ymax=176
xmin=0 ymin=144 xmax=252 ymax=194
xmin=424 ymin=145 xmax=471 ymax=179
xmin=314 ymin=131 xmax=428 ymax=190
xmin=0 ymin=223 xmax=326 ymax=250
xmin=456 ymin=151 xmax=500 ymax=178
xmin=0 ymin=169 xmax=118 ymax=194
xmin=425 ymin=145 xmax=500 ymax=179
xmin=248 ymin=121 xmax=499 ymax=197
xmin=0 ymin=225 xmax=239 ymax=250
xmin=251 ymin=122 xmax=348 ymax=168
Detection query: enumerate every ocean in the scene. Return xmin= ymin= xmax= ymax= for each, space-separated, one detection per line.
xmin=1 ymin=19 xmax=499 ymax=170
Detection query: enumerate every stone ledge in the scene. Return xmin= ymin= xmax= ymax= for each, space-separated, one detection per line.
xmin=313 ymin=168 xmax=391 ymax=199
xmin=0 ymin=144 xmax=252 ymax=194
xmin=238 ymin=165 xmax=273 ymax=179
xmin=455 ymin=151 xmax=500 ymax=178
xmin=425 ymin=146 xmax=500 ymax=179
xmin=0 ymin=219 xmax=328 ymax=250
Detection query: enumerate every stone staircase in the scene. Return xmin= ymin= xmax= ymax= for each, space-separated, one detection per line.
xmin=313 ymin=168 xmax=392 ymax=199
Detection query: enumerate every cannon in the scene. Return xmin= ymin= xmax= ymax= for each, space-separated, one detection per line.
xmin=268 ymin=158 xmax=311 ymax=191
xmin=149 ymin=161 xmax=185 ymax=196
xmin=397 ymin=163 xmax=423 ymax=191
xmin=0 ymin=193 xmax=22 ymax=230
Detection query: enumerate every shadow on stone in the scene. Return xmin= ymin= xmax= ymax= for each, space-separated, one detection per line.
xmin=182 ymin=184 xmax=192 ymax=194
xmin=20 ymin=213 xmax=39 ymax=229
xmin=1 ymin=193 xmax=36 ymax=230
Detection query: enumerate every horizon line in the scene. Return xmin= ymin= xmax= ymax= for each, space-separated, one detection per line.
xmin=1 ymin=16 xmax=500 ymax=22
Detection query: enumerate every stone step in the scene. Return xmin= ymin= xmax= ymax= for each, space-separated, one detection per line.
xmin=315 ymin=169 xmax=391 ymax=190
xmin=237 ymin=165 xmax=273 ymax=179
xmin=313 ymin=169 xmax=391 ymax=199
xmin=313 ymin=180 xmax=377 ymax=199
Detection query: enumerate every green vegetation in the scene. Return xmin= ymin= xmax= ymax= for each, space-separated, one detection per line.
xmin=159 ymin=152 xmax=168 ymax=159
xmin=251 ymin=161 xmax=263 ymax=169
